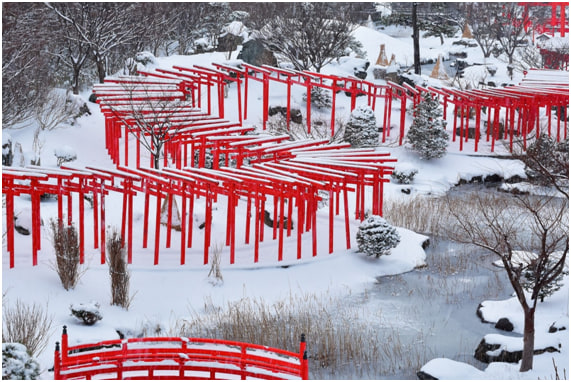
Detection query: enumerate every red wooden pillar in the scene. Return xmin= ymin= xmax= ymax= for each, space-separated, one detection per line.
xmin=343 ymin=184 xmax=350 ymax=249
xmin=180 ymin=187 xmax=187 ymax=265
xmin=5 ymin=182 xmax=15 ymax=268
xmin=286 ymin=76 xmax=292 ymax=130
xmin=100 ymin=189 xmax=106 ymax=264
xmin=399 ymin=95 xmax=406 ymax=146
xmin=306 ymin=79 xmax=312 ymax=133
xmin=263 ymin=73 xmax=269 ymax=130
xmin=296 ymin=194 xmax=303 ymax=259
xmin=328 ymin=187 xmax=334 ymax=254
xmin=78 ymin=182 xmax=85 ymax=264
xmin=203 ymin=186 xmax=213 ymax=265
xmin=330 ymin=81 xmax=337 ymax=136
xmin=93 ymin=189 xmax=99 ymax=249
xmin=475 ymin=105 xmax=482 ymax=152
xmin=31 ymin=180 xmax=41 ymax=266
xmin=154 ymin=184 xmax=162 ymax=265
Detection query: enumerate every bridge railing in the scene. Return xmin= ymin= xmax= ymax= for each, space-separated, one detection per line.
xmin=54 ymin=326 xmax=308 ymax=380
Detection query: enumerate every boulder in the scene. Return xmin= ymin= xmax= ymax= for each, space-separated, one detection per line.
xmin=495 ymin=317 xmax=514 ymax=332
xmin=237 ymin=39 xmax=277 ymax=67
xmin=268 ymin=105 xmax=303 ymax=124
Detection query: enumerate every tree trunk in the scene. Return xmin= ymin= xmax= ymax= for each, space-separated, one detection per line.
xmin=412 ymin=3 xmax=421 ymax=75
xmin=520 ymin=308 xmax=535 ymax=372
xmin=96 ymin=57 xmax=106 ymax=84
xmin=72 ymin=65 xmax=81 ymax=95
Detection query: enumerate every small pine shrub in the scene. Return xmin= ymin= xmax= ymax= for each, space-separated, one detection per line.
xmin=343 ymin=105 xmax=379 ymax=148
xmin=406 ymin=93 xmax=449 ymax=160
xmin=70 ymin=302 xmax=103 ymax=325
xmin=303 ymin=87 xmax=332 ymax=110
xmin=391 ymin=164 xmax=418 ymax=184
xmin=107 ymin=228 xmax=132 ymax=309
xmin=2 ymin=343 xmax=40 ymax=380
xmin=356 ymin=215 xmax=401 ymax=258
xmin=50 ymin=219 xmax=81 ymax=290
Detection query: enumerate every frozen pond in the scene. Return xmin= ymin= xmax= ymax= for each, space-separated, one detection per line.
xmin=313 ymin=239 xmax=515 ymax=379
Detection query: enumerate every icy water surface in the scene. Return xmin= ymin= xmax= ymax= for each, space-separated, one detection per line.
xmin=313 ymin=239 xmax=515 ymax=380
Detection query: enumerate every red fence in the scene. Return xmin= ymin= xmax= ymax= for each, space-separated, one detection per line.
xmin=54 ymin=326 xmax=308 ymax=380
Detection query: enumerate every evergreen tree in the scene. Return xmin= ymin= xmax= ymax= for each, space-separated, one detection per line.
xmin=406 ymin=93 xmax=449 ymax=160
xmin=356 ymin=215 xmax=401 ymax=258
xmin=343 ymin=105 xmax=379 ymax=148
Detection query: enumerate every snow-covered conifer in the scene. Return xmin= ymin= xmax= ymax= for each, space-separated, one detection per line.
xmin=2 ymin=343 xmax=40 ymax=380
xmin=356 ymin=215 xmax=400 ymax=258
xmin=406 ymin=93 xmax=449 ymax=160
xmin=343 ymin=105 xmax=379 ymax=148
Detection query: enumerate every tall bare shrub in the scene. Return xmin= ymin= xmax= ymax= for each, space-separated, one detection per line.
xmin=50 ymin=219 xmax=81 ymax=290
xmin=107 ymin=228 xmax=132 ymax=309
xmin=2 ymin=299 xmax=54 ymax=357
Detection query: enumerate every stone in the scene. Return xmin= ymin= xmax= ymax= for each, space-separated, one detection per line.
xmin=417 ymin=370 xmax=438 ymax=380
xmin=237 ymin=39 xmax=277 ymax=67
xmin=268 ymin=105 xmax=303 ymax=124
xmin=495 ymin=317 xmax=514 ymax=332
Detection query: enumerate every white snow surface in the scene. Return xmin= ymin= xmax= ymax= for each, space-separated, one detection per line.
xmin=2 ymin=21 xmax=568 ymax=381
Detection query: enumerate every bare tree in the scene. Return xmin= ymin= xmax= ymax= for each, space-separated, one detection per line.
xmin=467 ymin=3 xmax=503 ymax=59
xmin=104 ymin=86 xmax=192 ymax=169
xmin=31 ymin=89 xmax=80 ymax=165
xmin=493 ymin=3 xmax=532 ymax=65
xmin=258 ymin=2 xmax=358 ymax=73
xmin=46 ymin=2 xmax=140 ymax=83
xmin=445 ymin=192 xmax=568 ymax=372
xmin=2 ymin=3 xmax=54 ymax=128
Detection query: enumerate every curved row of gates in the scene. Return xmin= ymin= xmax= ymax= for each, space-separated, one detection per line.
xmin=2 ymin=63 xmax=568 ymax=268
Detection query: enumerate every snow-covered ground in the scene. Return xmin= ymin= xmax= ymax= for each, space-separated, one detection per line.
xmin=2 ymin=23 xmax=568 ymax=380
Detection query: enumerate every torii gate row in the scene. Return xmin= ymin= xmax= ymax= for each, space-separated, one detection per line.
xmin=3 ymin=156 xmax=393 ymax=267
xmin=211 ymin=62 xmax=409 ymax=140
xmin=2 ymin=165 xmax=141 ymax=268
xmin=418 ymin=82 xmax=568 ymax=152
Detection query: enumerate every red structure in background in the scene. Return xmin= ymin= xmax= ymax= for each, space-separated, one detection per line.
xmin=520 ymin=2 xmax=569 ymax=37
xmin=54 ymin=326 xmax=308 ymax=380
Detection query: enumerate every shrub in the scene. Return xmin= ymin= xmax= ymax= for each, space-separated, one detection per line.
xmin=70 ymin=302 xmax=103 ymax=325
xmin=54 ymin=145 xmax=77 ymax=167
xmin=107 ymin=228 xmax=132 ymax=309
xmin=343 ymin=105 xmax=379 ymax=148
xmin=356 ymin=215 xmax=400 ymax=258
xmin=303 ymin=87 xmax=332 ymax=110
xmin=523 ymin=134 xmax=569 ymax=186
xmin=2 ymin=299 xmax=53 ymax=358
xmin=2 ymin=343 xmax=40 ymax=380
xmin=50 ymin=219 xmax=81 ymax=290
xmin=391 ymin=164 xmax=418 ymax=184
xmin=406 ymin=93 xmax=449 ymax=160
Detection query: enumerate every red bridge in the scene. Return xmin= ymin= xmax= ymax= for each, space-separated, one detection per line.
xmin=54 ymin=326 xmax=308 ymax=380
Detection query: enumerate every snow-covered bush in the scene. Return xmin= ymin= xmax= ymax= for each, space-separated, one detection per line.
xmin=124 ymin=52 xmax=157 ymax=75
xmin=303 ymin=87 xmax=332 ymax=110
xmin=343 ymin=105 xmax=379 ymax=148
xmin=356 ymin=215 xmax=400 ymax=258
xmin=2 ymin=343 xmax=40 ymax=380
xmin=107 ymin=228 xmax=131 ymax=309
xmin=54 ymin=145 xmax=77 ymax=167
xmin=523 ymin=134 xmax=569 ymax=187
xmin=391 ymin=163 xmax=419 ymax=184
xmin=70 ymin=302 xmax=102 ymax=325
xmin=406 ymin=93 xmax=449 ymax=160
xmin=50 ymin=219 xmax=81 ymax=291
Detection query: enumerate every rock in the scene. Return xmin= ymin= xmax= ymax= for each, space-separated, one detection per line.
xmin=474 ymin=338 xmax=559 ymax=364
xmin=495 ymin=318 xmax=514 ymax=332
xmin=268 ymin=105 xmax=303 ymax=124
xmin=548 ymin=321 xmax=567 ymax=333
xmin=417 ymin=370 xmax=438 ymax=380
xmin=263 ymin=210 xmax=294 ymax=230
xmin=237 ymin=39 xmax=277 ymax=67
xmin=401 ymin=188 xmax=411 ymax=195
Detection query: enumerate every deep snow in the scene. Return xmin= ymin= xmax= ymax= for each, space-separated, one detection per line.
xmin=2 ymin=22 xmax=568 ymax=380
